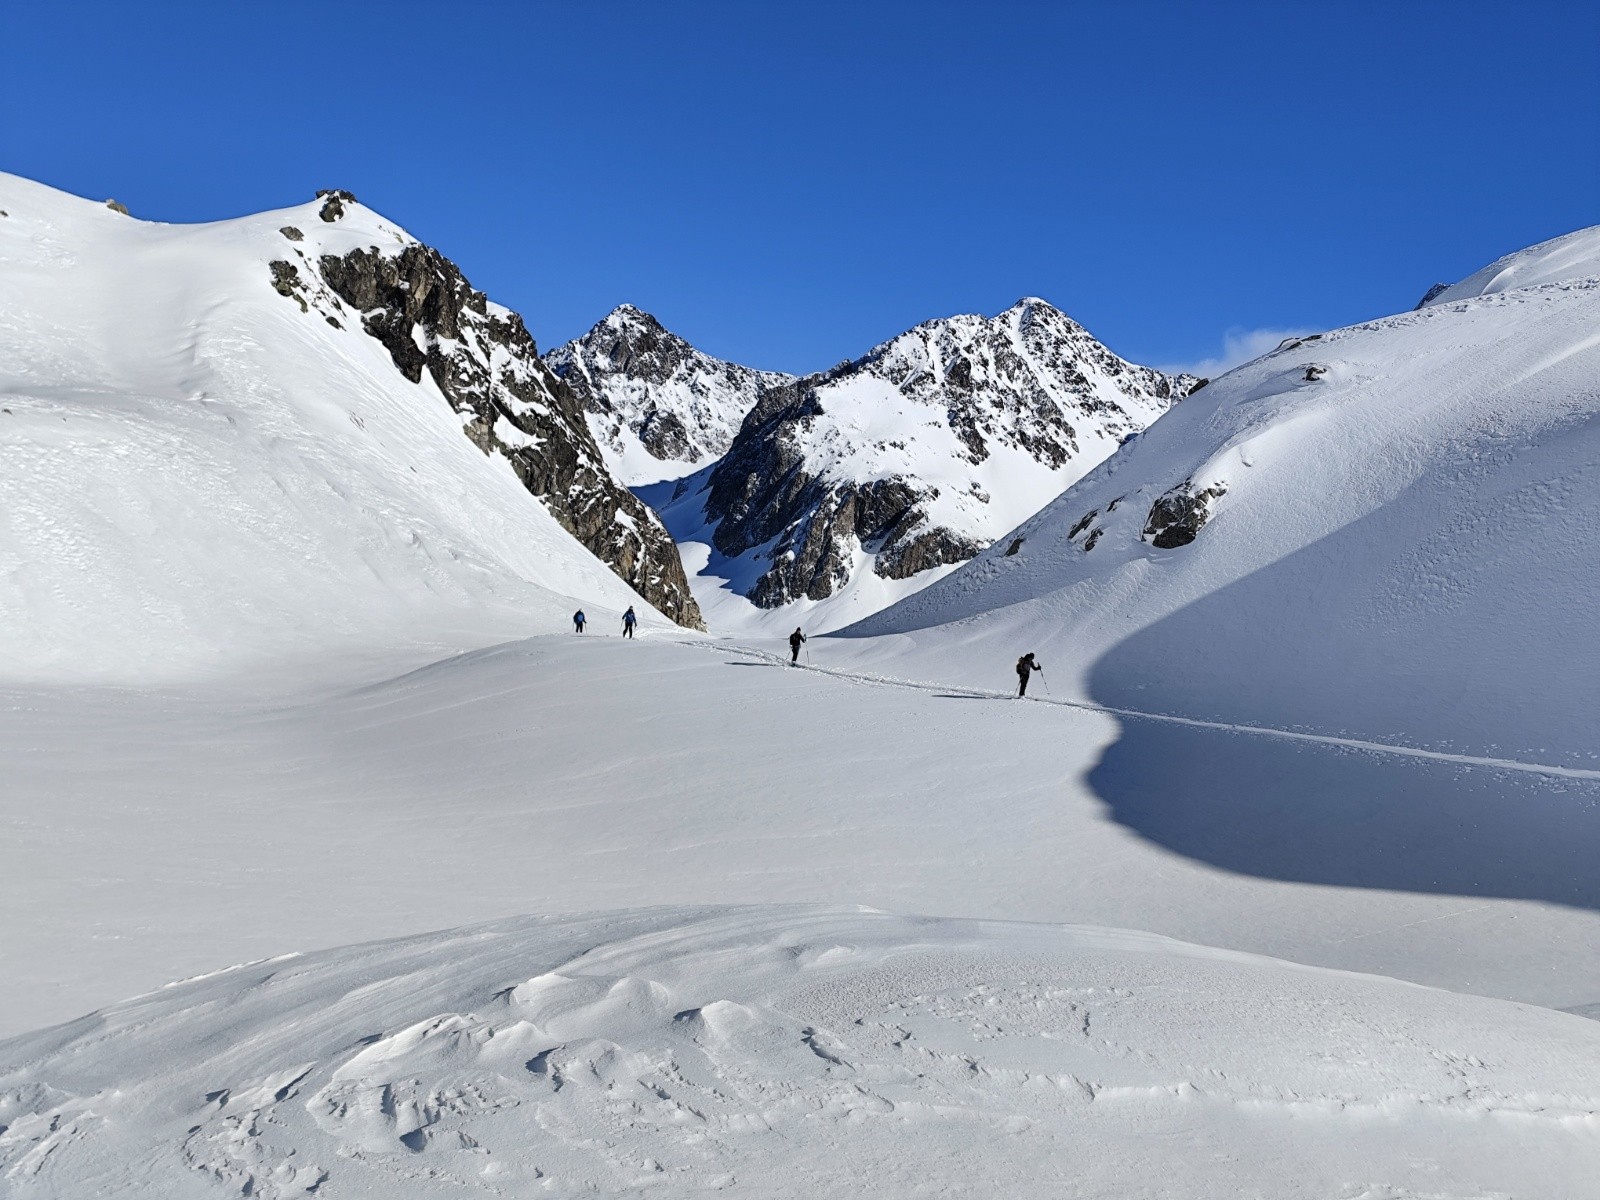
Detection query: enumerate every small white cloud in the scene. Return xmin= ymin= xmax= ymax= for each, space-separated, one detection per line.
xmin=1160 ymin=326 xmax=1318 ymax=380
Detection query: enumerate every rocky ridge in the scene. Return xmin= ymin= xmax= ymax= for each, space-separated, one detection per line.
xmin=269 ymin=206 xmax=703 ymax=629
xmin=545 ymin=305 xmax=794 ymax=485
xmin=694 ymin=298 xmax=1198 ymax=608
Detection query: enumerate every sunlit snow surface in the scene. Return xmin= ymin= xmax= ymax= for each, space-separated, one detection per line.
xmin=4 ymin=905 xmax=1597 ymax=1199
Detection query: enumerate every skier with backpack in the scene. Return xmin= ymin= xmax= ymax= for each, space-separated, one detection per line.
xmin=622 ymin=606 xmax=637 ymax=639
xmin=573 ymin=609 xmax=586 ymax=634
xmin=1016 ymin=652 xmax=1042 ymax=697
xmin=789 ymin=627 xmax=807 ymax=664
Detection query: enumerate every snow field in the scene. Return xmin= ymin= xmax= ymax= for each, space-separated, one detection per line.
xmin=3 ymin=906 xmax=1596 ymax=1199
xmin=4 ymin=636 xmax=1596 ymax=1045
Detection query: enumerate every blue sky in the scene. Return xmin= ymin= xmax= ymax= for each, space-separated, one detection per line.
xmin=7 ymin=1 xmax=1596 ymax=375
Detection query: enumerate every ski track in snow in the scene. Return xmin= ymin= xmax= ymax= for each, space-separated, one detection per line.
xmin=701 ymin=637 xmax=1600 ymax=782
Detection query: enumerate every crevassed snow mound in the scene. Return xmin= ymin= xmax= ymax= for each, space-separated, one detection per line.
xmin=850 ymin=227 xmax=1600 ymax=765
xmin=3 ymin=905 xmax=1596 ymax=1199
xmin=0 ymin=175 xmax=664 ymax=684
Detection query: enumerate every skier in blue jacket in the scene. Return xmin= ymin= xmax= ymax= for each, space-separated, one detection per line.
xmin=622 ymin=607 xmax=637 ymax=638
xmin=573 ymin=610 xmax=586 ymax=633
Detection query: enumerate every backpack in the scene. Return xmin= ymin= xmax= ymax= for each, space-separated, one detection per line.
xmin=1016 ymin=656 xmax=1030 ymax=676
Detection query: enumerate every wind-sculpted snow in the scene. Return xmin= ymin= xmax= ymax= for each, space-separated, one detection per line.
xmin=0 ymin=174 xmax=699 ymax=683
xmin=656 ymin=298 xmax=1194 ymax=632
xmin=1424 ymin=224 xmax=1600 ymax=306
xmin=546 ymin=304 xmax=794 ymax=485
xmin=3 ymin=906 xmax=1596 ymax=1199
xmin=850 ymin=229 xmax=1600 ymax=767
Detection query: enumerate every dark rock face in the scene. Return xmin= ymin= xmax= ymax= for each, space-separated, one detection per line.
xmin=1416 ymin=282 xmax=1452 ymax=309
xmin=705 ymin=393 xmax=983 ymax=601
xmin=719 ymin=458 xmax=984 ymax=607
xmin=1144 ymin=481 xmax=1227 ymax=549
xmin=316 ymin=189 xmax=357 ymax=223
xmin=268 ymin=260 xmax=306 ymax=310
xmin=273 ymin=241 xmax=703 ymax=628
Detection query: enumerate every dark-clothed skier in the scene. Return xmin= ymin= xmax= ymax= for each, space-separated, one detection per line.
xmin=622 ymin=606 xmax=637 ymax=638
xmin=789 ymin=627 xmax=807 ymax=664
xmin=573 ymin=610 xmax=586 ymax=634
xmin=1016 ymin=652 xmax=1041 ymax=697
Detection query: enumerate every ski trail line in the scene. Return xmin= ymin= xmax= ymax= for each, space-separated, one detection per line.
xmin=688 ymin=639 xmax=1600 ymax=782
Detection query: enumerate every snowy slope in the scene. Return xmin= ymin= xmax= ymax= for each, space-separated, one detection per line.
xmin=848 ymin=227 xmax=1600 ymax=766
xmin=1426 ymin=224 xmax=1600 ymax=306
xmin=5 ymin=904 xmax=1596 ymax=1200
xmin=654 ymin=299 xmax=1195 ymax=633
xmin=545 ymin=304 xmax=793 ymax=485
xmin=0 ymin=175 xmax=683 ymax=683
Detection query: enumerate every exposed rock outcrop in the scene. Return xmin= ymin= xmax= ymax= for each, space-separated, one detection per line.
xmin=1143 ymin=480 xmax=1227 ymax=549
xmin=316 ymin=189 xmax=357 ymax=223
xmin=1416 ymin=282 xmax=1451 ymax=309
xmin=545 ymin=305 xmax=793 ymax=484
xmin=268 ymin=226 xmax=703 ymax=628
xmin=695 ymin=298 xmax=1196 ymax=609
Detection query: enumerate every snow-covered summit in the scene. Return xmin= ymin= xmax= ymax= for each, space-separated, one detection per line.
xmin=545 ymin=304 xmax=794 ymax=485
xmin=657 ymin=296 xmax=1195 ymax=631
xmin=0 ymin=174 xmax=699 ymax=682
xmin=854 ymin=227 xmax=1600 ymax=766
xmin=1423 ymin=224 xmax=1600 ymax=305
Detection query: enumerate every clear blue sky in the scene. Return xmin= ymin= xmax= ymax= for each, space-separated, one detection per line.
xmin=8 ymin=1 xmax=1597 ymax=374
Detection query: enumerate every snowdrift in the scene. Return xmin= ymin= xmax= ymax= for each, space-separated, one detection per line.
xmin=0 ymin=175 xmax=654 ymax=685
xmin=3 ymin=905 xmax=1596 ymax=1199
xmin=850 ymin=227 xmax=1600 ymax=766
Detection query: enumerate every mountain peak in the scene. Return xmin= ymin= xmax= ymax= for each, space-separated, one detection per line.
xmin=547 ymin=309 xmax=794 ymax=486
xmin=608 ymin=302 xmax=653 ymax=320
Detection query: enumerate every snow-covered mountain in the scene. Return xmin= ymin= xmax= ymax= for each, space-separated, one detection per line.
xmin=0 ymin=175 xmax=701 ymax=682
xmin=849 ymin=226 xmax=1600 ymax=766
xmin=652 ymin=298 xmax=1195 ymax=631
xmin=4 ymin=174 xmax=1598 ymax=1200
xmin=545 ymin=304 xmax=794 ymax=486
